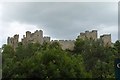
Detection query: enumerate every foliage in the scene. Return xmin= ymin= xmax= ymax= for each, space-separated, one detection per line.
xmin=2 ymin=39 xmax=120 ymax=78
xmin=74 ymin=38 xmax=118 ymax=78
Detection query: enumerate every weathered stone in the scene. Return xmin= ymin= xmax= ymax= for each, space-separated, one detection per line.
xmin=7 ymin=29 xmax=112 ymax=51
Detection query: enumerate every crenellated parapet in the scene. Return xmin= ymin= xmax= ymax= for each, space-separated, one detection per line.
xmin=79 ymin=30 xmax=97 ymax=40
xmin=43 ymin=36 xmax=51 ymax=43
xmin=7 ymin=29 xmax=112 ymax=51
xmin=51 ymin=40 xmax=75 ymax=50
xmin=78 ymin=30 xmax=111 ymax=47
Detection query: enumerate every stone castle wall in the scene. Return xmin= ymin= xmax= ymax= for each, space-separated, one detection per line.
xmin=43 ymin=36 xmax=51 ymax=43
xmin=78 ymin=30 xmax=97 ymax=40
xmin=7 ymin=34 xmax=19 ymax=50
xmin=51 ymin=40 xmax=75 ymax=50
xmin=100 ymin=34 xmax=111 ymax=46
xmin=78 ymin=30 xmax=111 ymax=46
xmin=21 ymin=30 xmax=43 ymax=45
xmin=7 ymin=29 xmax=112 ymax=50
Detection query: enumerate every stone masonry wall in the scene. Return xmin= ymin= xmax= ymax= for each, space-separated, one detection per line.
xmin=78 ymin=30 xmax=97 ymax=40
xmin=7 ymin=29 xmax=112 ymax=50
xmin=7 ymin=34 xmax=19 ymax=50
xmin=21 ymin=30 xmax=43 ymax=45
xmin=100 ymin=34 xmax=111 ymax=46
xmin=51 ymin=40 xmax=75 ymax=50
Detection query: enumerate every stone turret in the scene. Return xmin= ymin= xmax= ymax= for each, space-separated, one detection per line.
xmin=7 ymin=37 xmax=11 ymax=45
xmin=90 ymin=30 xmax=97 ymax=40
xmin=13 ymin=34 xmax=19 ymax=48
xmin=79 ymin=33 xmax=85 ymax=39
xmin=85 ymin=30 xmax=90 ymax=38
xmin=7 ymin=34 xmax=19 ymax=50
xmin=100 ymin=34 xmax=111 ymax=46
xmin=26 ymin=31 xmax=31 ymax=38
xmin=33 ymin=30 xmax=43 ymax=44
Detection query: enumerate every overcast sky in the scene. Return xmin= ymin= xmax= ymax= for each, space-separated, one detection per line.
xmin=0 ymin=2 xmax=118 ymax=47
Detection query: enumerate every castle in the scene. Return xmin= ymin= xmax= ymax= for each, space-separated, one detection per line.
xmin=7 ymin=30 xmax=111 ymax=50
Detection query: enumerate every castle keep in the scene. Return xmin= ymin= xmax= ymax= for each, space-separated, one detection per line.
xmin=7 ymin=30 xmax=111 ymax=50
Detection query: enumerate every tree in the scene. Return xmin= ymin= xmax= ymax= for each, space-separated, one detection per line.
xmin=74 ymin=38 xmax=85 ymax=53
xmin=114 ymin=40 xmax=120 ymax=58
xmin=2 ymin=39 xmax=119 ymax=78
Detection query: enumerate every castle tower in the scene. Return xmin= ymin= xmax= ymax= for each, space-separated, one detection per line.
xmin=79 ymin=30 xmax=97 ymax=40
xmin=90 ymin=30 xmax=97 ymax=40
xmin=79 ymin=33 xmax=85 ymax=40
xmin=7 ymin=37 xmax=11 ymax=45
xmin=39 ymin=30 xmax=44 ymax=44
xmin=7 ymin=34 xmax=19 ymax=50
xmin=26 ymin=31 xmax=31 ymax=42
xmin=13 ymin=34 xmax=19 ymax=49
xmin=100 ymin=34 xmax=111 ymax=47
xmin=85 ymin=31 xmax=90 ymax=39
xmin=32 ymin=30 xmax=43 ymax=44
xmin=14 ymin=34 xmax=19 ymax=42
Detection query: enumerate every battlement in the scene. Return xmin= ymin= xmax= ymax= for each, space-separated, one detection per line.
xmin=79 ymin=30 xmax=97 ymax=40
xmin=80 ymin=33 xmax=85 ymax=35
xmin=43 ymin=36 xmax=50 ymax=42
xmin=51 ymin=40 xmax=75 ymax=42
xmin=7 ymin=29 xmax=112 ymax=50
xmin=100 ymin=34 xmax=111 ymax=37
xmin=14 ymin=34 xmax=19 ymax=39
xmin=60 ymin=40 xmax=75 ymax=42
xmin=92 ymin=30 xmax=97 ymax=32
xmin=51 ymin=39 xmax=75 ymax=50
xmin=85 ymin=31 xmax=89 ymax=33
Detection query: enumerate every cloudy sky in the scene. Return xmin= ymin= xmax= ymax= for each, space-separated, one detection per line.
xmin=0 ymin=2 xmax=118 ymax=47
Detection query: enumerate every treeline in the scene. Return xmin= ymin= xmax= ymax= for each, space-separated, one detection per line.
xmin=2 ymin=38 xmax=120 ymax=78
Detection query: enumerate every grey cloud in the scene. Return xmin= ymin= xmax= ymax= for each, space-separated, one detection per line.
xmin=1 ymin=2 xmax=118 ymax=41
